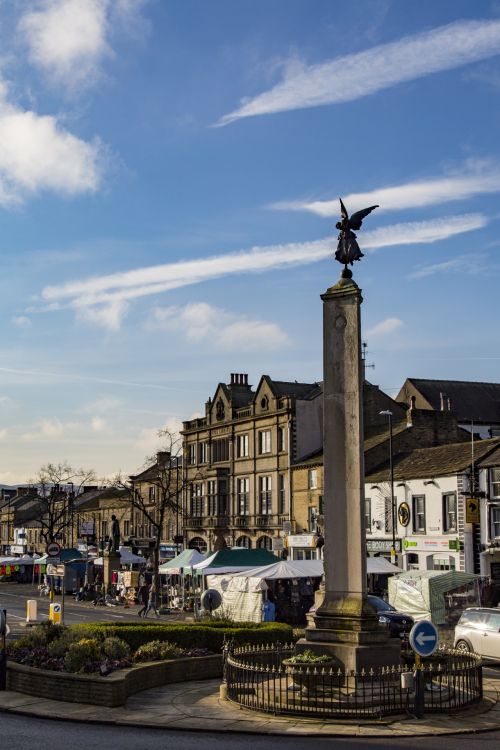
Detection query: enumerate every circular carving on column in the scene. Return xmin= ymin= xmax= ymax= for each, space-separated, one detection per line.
xmin=334 ymin=314 xmax=347 ymax=329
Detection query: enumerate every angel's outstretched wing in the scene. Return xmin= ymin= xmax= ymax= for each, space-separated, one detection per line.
xmin=348 ymin=205 xmax=379 ymax=230
xmin=339 ymin=197 xmax=349 ymax=220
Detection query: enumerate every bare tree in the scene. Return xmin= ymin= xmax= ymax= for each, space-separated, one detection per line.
xmin=115 ymin=429 xmax=196 ymax=589
xmin=29 ymin=462 xmax=96 ymax=547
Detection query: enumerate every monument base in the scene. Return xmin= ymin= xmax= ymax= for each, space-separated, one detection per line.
xmin=103 ymin=551 xmax=121 ymax=594
xmin=298 ymin=592 xmax=402 ymax=673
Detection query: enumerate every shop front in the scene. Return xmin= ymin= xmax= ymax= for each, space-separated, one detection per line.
xmin=402 ymin=536 xmax=461 ymax=572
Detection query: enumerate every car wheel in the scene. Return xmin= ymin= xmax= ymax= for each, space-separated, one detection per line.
xmin=455 ymin=639 xmax=471 ymax=653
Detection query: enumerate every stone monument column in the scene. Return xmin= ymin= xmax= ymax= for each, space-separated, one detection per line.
xmin=301 ymin=199 xmax=400 ymax=672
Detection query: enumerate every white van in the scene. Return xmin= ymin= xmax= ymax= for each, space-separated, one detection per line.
xmin=454 ymin=608 xmax=500 ymax=661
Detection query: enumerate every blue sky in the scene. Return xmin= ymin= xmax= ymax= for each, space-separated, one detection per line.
xmin=1 ymin=0 xmax=500 ymax=483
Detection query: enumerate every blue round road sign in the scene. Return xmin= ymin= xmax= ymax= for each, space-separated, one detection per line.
xmin=409 ymin=620 xmax=438 ymax=657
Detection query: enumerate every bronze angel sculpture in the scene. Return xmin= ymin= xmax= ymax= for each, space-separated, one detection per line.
xmin=335 ymin=198 xmax=378 ymax=268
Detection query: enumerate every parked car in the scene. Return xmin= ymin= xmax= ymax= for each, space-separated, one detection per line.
xmin=454 ymin=607 xmax=500 ymax=660
xmin=367 ymin=594 xmax=414 ymax=638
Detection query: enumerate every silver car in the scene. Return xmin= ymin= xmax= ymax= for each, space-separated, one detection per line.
xmin=454 ymin=607 xmax=500 ymax=660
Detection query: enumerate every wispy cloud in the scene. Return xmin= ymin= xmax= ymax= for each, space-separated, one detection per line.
xmin=269 ymin=161 xmax=500 ymax=217
xmin=217 ymin=19 xmax=500 ymax=125
xmin=408 ymin=253 xmax=488 ymax=279
xmin=0 ymin=365 xmax=174 ymax=390
xmin=148 ymin=302 xmax=289 ymax=351
xmin=40 ymin=213 xmax=486 ymax=328
xmin=366 ymin=317 xmax=404 ymax=337
xmin=18 ymin=0 xmax=148 ymax=94
xmin=12 ymin=315 xmax=31 ymax=327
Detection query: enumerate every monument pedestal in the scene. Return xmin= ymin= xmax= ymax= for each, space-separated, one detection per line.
xmin=103 ymin=551 xmax=120 ymax=594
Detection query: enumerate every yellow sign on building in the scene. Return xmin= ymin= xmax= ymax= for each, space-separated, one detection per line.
xmin=466 ymin=498 xmax=480 ymax=524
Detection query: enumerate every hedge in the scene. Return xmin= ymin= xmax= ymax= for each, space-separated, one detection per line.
xmin=68 ymin=621 xmax=293 ymax=653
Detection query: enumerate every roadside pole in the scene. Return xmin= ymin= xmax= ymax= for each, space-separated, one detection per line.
xmin=413 ymin=653 xmax=424 ymax=719
xmin=0 ymin=609 xmax=7 ymax=690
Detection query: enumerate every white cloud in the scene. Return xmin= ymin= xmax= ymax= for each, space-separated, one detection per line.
xmin=18 ymin=0 xmax=148 ymax=93
xmin=134 ymin=416 xmax=184 ymax=454
xmin=149 ymin=302 xmax=289 ymax=351
xmin=82 ymin=396 xmax=123 ymax=413
xmin=217 ymin=19 xmax=500 ymax=125
xmin=41 ymin=213 xmax=486 ymax=320
xmin=366 ymin=318 xmax=404 ymax=337
xmin=91 ymin=416 xmax=106 ymax=432
xmin=0 ymin=82 xmax=103 ymax=206
xmin=0 ymin=429 xmax=7 ymax=440
xmin=76 ymin=299 xmax=128 ymax=330
xmin=269 ymin=161 xmax=500 ymax=217
xmin=12 ymin=315 xmax=31 ymax=327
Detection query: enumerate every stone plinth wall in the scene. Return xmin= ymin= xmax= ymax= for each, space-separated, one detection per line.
xmin=7 ymin=655 xmax=222 ymax=707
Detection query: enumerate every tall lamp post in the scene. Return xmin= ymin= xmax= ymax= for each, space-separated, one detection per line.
xmin=379 ymin=410 xmax=396 ymax=564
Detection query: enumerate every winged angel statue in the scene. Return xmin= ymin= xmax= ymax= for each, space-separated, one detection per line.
xmin=335 ymin=198 xmax=378 ymax=268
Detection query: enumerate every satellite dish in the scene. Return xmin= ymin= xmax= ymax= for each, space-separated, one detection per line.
xmin=201 ymin=588 xmax=222 ymax=614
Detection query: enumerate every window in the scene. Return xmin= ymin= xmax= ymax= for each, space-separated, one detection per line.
xmin=433 ymin=556 xmax=456 ymax=571
xmin=384 ymin=496 xmax=394 ymax=534
xmin=190 ymin=483 xmax=203 ymax=517
xmin=492 ymin=468 xmax=500 ymax=498
xmin=237 ymin=477 xmax=249 ymax=515
xmin=257 ymin=536 xmax=272 ymax=550
xmin=189 ymin=536 xmax=207 ymax=553
xmin=259 ymin=476 xmax=272 ymax=515
xmin=278 ymin=474 xmax=286 ymax=515
xmin=212 ymin=438 xmax=229 ymax=463
xmin=308 ymin=506 xmax=318 ymax=532
xmin=188 ymin=444 xmax=197 ymax=465
xmin=258 ymin=430 xmax=271 ymax=455
xmin=101 ymin=520 xmax=108 ymax=539
xmin=442 ymin=493 xmax=457 ymax=532
xmin=123 ymin=520 xmax=130 ymax=537
xmin=235 ymin=535 xmax=251 ymax=549
xmin=407 ymin=552 xmax=419 ymax=570
xmin=365 ymin=497 xmax=371 ymax=533
xmin=199 ymin=442 xmax=209 ymax=464
xmin=492 ymin=506 xmax=500 ymax=539
xmin=207 ymin=480 xmax=217 ymax=516
xmin=412 ymin=495 xmax=426 ymax=533
xmin=149 ymin=486 xmax=156 ymax=502
xmin=278 ymin=426 xmax=286 ymax=452
xmin=218 ymin=480 xmax=228 ymax=516
xmin=236 ymin=434 xmax=249 ymax=458
xmin=308 ymin=469 xmax=318 ymax=490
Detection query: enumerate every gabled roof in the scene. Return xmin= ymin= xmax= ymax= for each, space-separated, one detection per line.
xmin=366 ymin=438 xmax=500 ymax=482
xmin=397 ymin=378 xmax=500 ymax=424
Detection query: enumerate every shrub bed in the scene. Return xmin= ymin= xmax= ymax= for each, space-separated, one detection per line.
xmin=70 ymin=621 xmax=293 ymax=653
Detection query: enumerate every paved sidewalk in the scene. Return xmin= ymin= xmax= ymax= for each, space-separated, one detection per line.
xmin=0 ymin=676 xmax=499 ymax=737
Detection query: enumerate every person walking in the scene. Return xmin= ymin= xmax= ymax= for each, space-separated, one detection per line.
xmin=137 ymin=582 xmax=149 ymax=617
xmin=143 ymin=582 xmax=160 ymax=619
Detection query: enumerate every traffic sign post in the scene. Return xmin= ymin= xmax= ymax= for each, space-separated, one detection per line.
xmin=409 ymin=620 xmax=439 ymax=718
xmin=46 ymin=542 xmax=61 ymax=557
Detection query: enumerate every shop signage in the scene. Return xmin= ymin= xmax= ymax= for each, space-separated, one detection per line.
xmin=398 ymin=502 xmax=410 ymax=527
xmin=80 ymin=521 xmax=94 ymax=536
xmin=287 ymin=534 xmax=315 ymax=548
xmin=403 ymin=537 xmax=460 ymax=552
xmin=466 ymin=498 xmax=480 ymax=524
xmin=366 ymin=538 xmax=402 ymax=553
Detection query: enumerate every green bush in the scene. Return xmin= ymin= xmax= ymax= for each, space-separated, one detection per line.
xmin=64 ymin=638 xmax=101 ymax=673
xmin=10 ymin=621 xmax=64 ymax=651
xmin=134 ymin=640 xmax=183 ymax=662
xmin=70 ymin=621 xmax=293 ymax=653
xmin=47 ymin=629 xmax=81 ymax=658
xmin=102 ymin=636 xmax=130 ymax=661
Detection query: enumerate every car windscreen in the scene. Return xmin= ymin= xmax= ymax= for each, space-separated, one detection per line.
xmin=368 ymin=596 xmax=396 ymax=612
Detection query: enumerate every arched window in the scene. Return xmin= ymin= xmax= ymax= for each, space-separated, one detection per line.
xmin=235 ymin=535 xmax=251 ymax=549
xmin=257 ymin=535 xmax=272 ymax=551
xmin=189 ymin=536 xmax=207 ymax=553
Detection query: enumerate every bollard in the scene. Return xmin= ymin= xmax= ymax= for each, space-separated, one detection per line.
xmin=413 ymin=655 xmax=425 ymax=719
xmin=26 ymin=599 xmax=38 ymax=623
xmin=49 ymin=602 xmax=62 ymax=624
xmin=219 ymin=683 xmax=228 ymax=700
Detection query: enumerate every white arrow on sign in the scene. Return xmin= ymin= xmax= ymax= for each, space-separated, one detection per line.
xmin=416 ymin=632 xmax=436 ymax=646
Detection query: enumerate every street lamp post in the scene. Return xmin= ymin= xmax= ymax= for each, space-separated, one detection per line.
xmin=380 ymin=410 xmax=396 ymax=564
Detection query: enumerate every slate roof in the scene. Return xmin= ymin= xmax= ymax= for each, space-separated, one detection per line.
xmin=266 ymin=378 xmax=319 ymax=399
xmin=397 ymin=378 xmax=500 ymax=424
xmin=366 ymin=438 xmax=500 ymax=482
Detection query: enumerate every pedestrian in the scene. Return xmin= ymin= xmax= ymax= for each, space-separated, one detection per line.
xmin=143 ymin=582 xmax=160 ymax=619
xmin=137 ymin=582 xmax=149 ymax=617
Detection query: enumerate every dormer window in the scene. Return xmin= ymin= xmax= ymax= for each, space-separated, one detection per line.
xmin=260 ymin=396 xmax=269 ymax=410
xmin=216 ymin=399 xmax=225 ymax=421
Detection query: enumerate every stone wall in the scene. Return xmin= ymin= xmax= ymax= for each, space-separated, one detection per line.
xmin=7 ymin=654 xmax=222 ymax=707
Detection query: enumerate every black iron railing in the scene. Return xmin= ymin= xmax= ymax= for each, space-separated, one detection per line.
xmin=223 ymin=642 xmax=483 ymax=720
